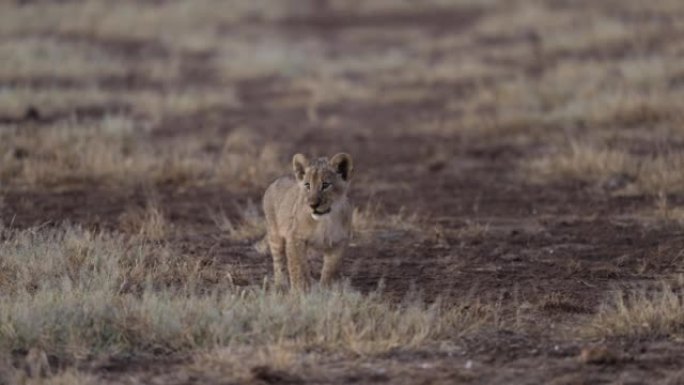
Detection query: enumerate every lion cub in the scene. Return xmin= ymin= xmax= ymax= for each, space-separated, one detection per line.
xmin=262 ymin=153 xmax=353 ymax=291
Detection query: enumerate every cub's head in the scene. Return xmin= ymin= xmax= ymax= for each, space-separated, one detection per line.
xmin=292 ymin=153 xmax=353 ymax=220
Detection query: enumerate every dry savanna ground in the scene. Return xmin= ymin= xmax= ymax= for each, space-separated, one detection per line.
xmin=2 ymin=0 xmax=684 ymax=384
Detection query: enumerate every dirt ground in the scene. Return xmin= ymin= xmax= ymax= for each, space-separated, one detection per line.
xmin=2 ymin=0 xmax=684 ymax=383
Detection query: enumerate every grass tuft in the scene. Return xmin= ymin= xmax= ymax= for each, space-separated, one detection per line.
xmin=528 ymin=141 xmax=634 ymax=184
xmin=118 ymin=201 xmax=170 ymax=242
xmin=0 ymin=121 xmax=283 ymax=190
xmin=528 ymin=142 xmax=684 ymax=195
xmin=352 ymin=203 xmax=422 ymax=242
xmin=211 ymin=199 xmax=266 ymax=242
xmin=0 ymin=225 xmax=495 ymax=366
xmin=583 ymin=278 xmax=684 ymax=339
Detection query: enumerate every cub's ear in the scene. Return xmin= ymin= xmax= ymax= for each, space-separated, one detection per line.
xmin=330 ymin=153 xmax=353 ymax=181
xmin=292 ymin=153 xmax=309 ymax=181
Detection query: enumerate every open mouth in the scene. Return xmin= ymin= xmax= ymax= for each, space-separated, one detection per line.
xmin=312 ymin=208 xmax=331 ymax=216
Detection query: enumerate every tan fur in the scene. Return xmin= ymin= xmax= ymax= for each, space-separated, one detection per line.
xmin=262 ymin=153 xmax=353 ymax=291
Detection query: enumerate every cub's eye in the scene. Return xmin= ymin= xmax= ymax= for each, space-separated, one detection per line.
xmin=304 ymin=183 xmax=311 ymax=190
xmin=321 ymin=182 xmax=331 ymax=190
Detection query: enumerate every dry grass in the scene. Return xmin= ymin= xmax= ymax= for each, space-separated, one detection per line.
xmin=190 ymin=346 xmax=304 ymax=384
xmin=484 ymin=4 xmax=684 ymax=197
xmin=118 ymin=201 xmax=170 ymax=241
xmin=0 ymin=87 xmax=119 ymax=118
xmin=454 ymin=221 xmax=490 ymax=240
xmin=528 ymin=142 xmax=684 ymax=195
xmin=214 ymin=129 xmax=283 ymax=188
xmin=430 ymin=1 xmax=684 ymax=138
xmin=637 ymin=155 xmax=684 ymax=196
xmin=0 ymin=38 xmax=127 ymax=79
xmin=583 ymin=277 xmax=684 ymax=339
xmin=0 ymin=86 xmax=241 ymax=122
xmin=211 ymin=199 xmax=265 ymax=242
xmin=0 ymin=116 xmax=143 ymax=186
xmin=0 ymin=1 xmax=297 ymax=46
xmin=0 ymin=224 xmax=221 ymax=296
xmin=528 ymin=142 xmax=635 ymax=184
xmin=0 ymin=347 xmax=97 ymax=384
xmin=0 ymin=122 xmax=282 ymax=190
xmin=352 ymin=202 xmax=423 ymax=243
xmin=4 ymin=367 xmax=98 ymax=385
xmin=536 ymin=60 xmax=684 ymax=127
xmin=0 ymin=224 xmax=496 ymax=375
xmin=653 ymin=192 xmax=684 ymax=225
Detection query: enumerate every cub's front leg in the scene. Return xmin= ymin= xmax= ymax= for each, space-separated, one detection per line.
xmin=286 ymin=237 xmax=312 ymax=292
xmin=320 ymin=245 xmax=345 ymax=287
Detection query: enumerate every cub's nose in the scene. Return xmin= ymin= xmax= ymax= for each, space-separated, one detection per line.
xmin=308 ymin=198 xmax=321 ymax=209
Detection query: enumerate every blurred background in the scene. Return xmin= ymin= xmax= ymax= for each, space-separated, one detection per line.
xmin=2 ymin=0 xmax=684 ymax=274
xmin=1 ymin=0 xmax=682 ymax=192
